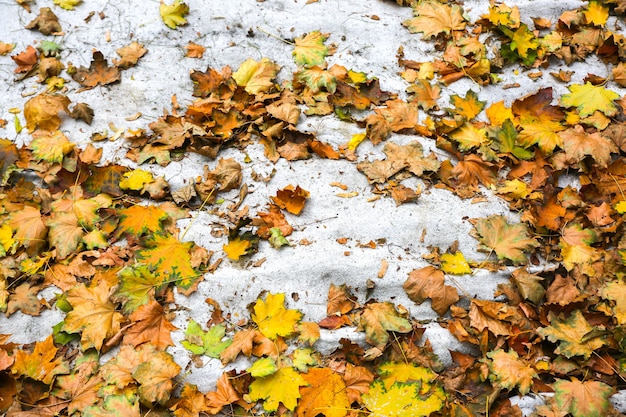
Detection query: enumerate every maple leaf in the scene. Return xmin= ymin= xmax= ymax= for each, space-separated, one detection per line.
xmin=403 ymin=266 xmax=459 ymax=315
xmin=206 ymin=372 xmax=240 ymax=414
xmin=512 ymin=87 xmax=565 ymax=154
xmin=83 ymin=394 xmax=141 ymax=417
xmin=553 ymin=378 xmax=615 ymax=417
xmin=471 ymin=215 xmax=538 ymax=264
xmin=560 ymin=82 xmax=619 ymax=118
xmin=24 ymin=93 xmax=70 ymax=132
xmin=327 ymin=283 xmax=358 ymax=316
xmin=114 ymin=265 xmax=167 ymax=313
xmin=25 ymin=7 xmax=62 ymax=35
xmin=448 ymin=90 xmax=485 ymax=120
xmin=363 ymin=378 xmax=445 ymax=417
xmin=223 ymin=236 xmax=252 ymax=260
xmin=136 ymin=233 xmax=197 ymax=289
xmin=248 ymin=357 xmax=277 ymax=378
xmin=297 ymin=367 xmax=350 ymax=417
xmin=469 ymin=299 xmax=518 ymax=336
xmin=584 ymin=1 xmax=609 ymax=26
xmin=233 ymin=57 xmax=280 ymax=95
xmin=72 ymin=51 xmax=121 ymax=88
xmin=64 ymin=280 xmax=124 ymax=351
xmin=0 ymin=138 xmax=18 ymax=182
xmin=511 ymin=268 xmax=545 ymax=305
xmin=252 ymin=292 xmax=302 ymax=340
xmin=184 ymin=41 xmax=205 ymax=58
xmin=485 ymin=349 xmax=536 ymax=395
xmin=357 ymin=141 xmax=440 ymax=183
xmin=357 ymin=302 xmax=412 ymax=348
xmin=123 ymin=300 xmax=177 ymax=350
xmin=440 ymin=251 xmax=471 ymax=275
xmin=53 ymin=370 xmax=103 ymax=415
xmin=8 ymin=205 xmax=47 ymax=254
xmin=403 ymin=1 xmax=466 ymax=38
xmin=133 ymin=350 xmax=181 ymax=405
xmin=601 ymin=280 xmax=626 ymax=324
xmin=119 ymin=169 xmax=154 ymax=191
xmin=113 ymin=41 xmax=147 ymax=69
xmin=30 ymin=130 xmax=75 ymax=164
xmin=53 ymin=0 xmax=82 ymax=10
xmin=181 ymin=320 xmax=231 ymax=358
xmin=6 ymin=282 xmax=41 ymax=316
xmin=12 ymin=45 xmax=38 ymax=73
xmin=46 ymin=211 xmax=84 ymax=259
xmin=559 ymin=125 xmax=617 ymax=168
xmin=160 ymin=0 xmax=189 ymax=29
xmin=248 ymin=366 xmax=308 ymax=412
xmin=271 ymin=185 xmax=310 ymax=215
xmin=0 ymin=224 xmax=16 ymax=257
xmin=508 ymin=24 xmax=538 ymax=60
xmin=293 ymin=31 xmax=330 ymax=67
xmin=169 ymin=383 xmax=208 ymax=417
xmin=344 ymin=363 xmax=374 ymax=404
xmin=537 ymin=310 xmax=607 ymax=359
xmin=450 ymin=123 xmax=489 ymax=151
xmin=11 ymin=335 xmax=69 ymax=384
xmin=115 ymin=205 xmax=168 ymax=238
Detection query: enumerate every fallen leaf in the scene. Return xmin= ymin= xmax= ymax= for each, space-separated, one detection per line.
xmin=403 ymin=1 xmax=466 ymax=38
xmin=133 ymin=350 xmax=181 ymax=405
xmin=12 ymin=335 xmax=69 ymax=384
xmin=25 ymin=7 xmax=62 ymax=35
xmin=553 ymin=378 xmax=615 ymax=417
xmin=297 ymin=368 xmax=349 ymax=417
xmin=184 ymin=41 xmax=205 ymax=58
xmin=232 ymin=57 xmax=280 ymax=95
xmin=471 ymin=214 xmax=538 ymax=264
xmin=24 ymin=93 xmax=70 ymax=132
xmin=486 ymin=349 xmax=536 ymax=395
xmin=53 ymin=0 xmax=82 ymax=10
xmin=6 ymin=282 xmax=41 ymax=316
xmin=114 ymin=41 xmax=147 ymax=69
xmin=560 ymin=82 xmax=619 ymax=118
xmin=293 ymin=31 xmax=330 ymax=67
xmin=123 ymin=300 xmax=178 ymax=350
xmin=271 ymin=185 xmax=310 ymax=215
xmin=64 ymin=280 xmax=124 ymax=351
xmin=206 ymin=373 xmax=240 ymax=414
xmin=357 ymin=302 xmax=412 ymax=348
xmin=538 ymin=310 xmax=607 ymax=359
xmin=440 ymin=251 xmax=471 ymax=275
xmin=160 ymin=0 xmax=189 ymax=29
xmin=71 ymin=51 xmax=121 ymax=88
xmin=251 ymin=292 xmax=302 ymax=340
xmin=12 ymin=45 xmax=38 ymax=73
xmin=403 ymin=266 xmax=459 ymax=315
xmin=248 ymin=366 xmax=308 ymax=412
xmin=181 ymin=320 xmax=231 ymax=358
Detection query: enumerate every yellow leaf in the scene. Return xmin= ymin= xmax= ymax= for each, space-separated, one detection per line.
xmin=486 ymin=349 xmax=537 ymax=395
xmin=402 ymin=1 xmax=466 ymax=38
xmin=363 ymin=379 xmax=445 ymax=417
xmin=449 ymin=123 xmax=489 ymax=151
xmin=293 ymin=31 xmax=329 ymax=67
xmin=223 ymin=237 xmax=251 ymax=260
xmin=64 ymin=280 xmax=124 ymax=351
xmin=297 ymin=368 xmax=350 ymax=417
xmin=252 ymin=292 xmax=303 ymax=340
xmin=232 ymin=58 xmax=280 ymax=95
xmin=486 ymin=101 xmax=514 ymax=127
xmin=615 ymin=200 xmax=626 ymax=214
xmin=537 ymin=310 xmax=606 ymax=359
xmin=53 ymin=0 xmax=82 ymax=10
xmin=248 ymin=357 xmax=277 ymax=378
xmin=584 ymin=1 xmax=609 ymax=26
xmin=29 ymin=130 xmax=74 ymax=163
xmin=137 ymin=234 xmax=197 ymax=290
xmin=601 ymin=280 xmax=626 ymax=325
xmin=497 ymin=179 xmax=530 ymax=200
xmin=347 ymin=132 xmax=367 ymax=151
xmin=378 ymin=362 xmax=437 ymax=389
xmin=119 ymin=169 xmax=154 ymax=191
xmin=160 ymin=0 xmax=189 ymax=29
xmin=560 ymin=82 xmax=619 ymax=118
xmin=12 ymin=335 xmax=69 ymax=384
xmin=0 ymin=224 xmax=16 ymax=256
xmin=440 ymin=251 xmax=471 ymax=275
xmin=248 ymin=366 xmax=308 ymax=412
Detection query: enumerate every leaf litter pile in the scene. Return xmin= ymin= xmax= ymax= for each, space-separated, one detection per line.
xmin=3 ymin=0 xmax=626 ymax=416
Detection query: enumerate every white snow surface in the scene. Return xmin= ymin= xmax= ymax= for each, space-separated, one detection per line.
xmin=1 ymin=0 xmax=623 ymax=415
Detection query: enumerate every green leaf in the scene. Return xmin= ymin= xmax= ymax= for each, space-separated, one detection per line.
xmin=560 ymin=82 xmax=619 ymax=118
xmin=181 ymin=320 xmax=232 ymax=358
xmin=269 ymin=227 xmax=289 ymax=248
xmin=248 ymin=357 xmax=277 ymax=377
xmin=114 ymin=265 xmax=167 ymax=314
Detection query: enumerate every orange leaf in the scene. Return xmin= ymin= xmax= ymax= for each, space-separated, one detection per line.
xmin=123 ymin=300 xmax=178 ymax=350
xmin=553 ymin=378 xmax=615 ymax=417
xmin=219 ymin=328 xmax=258 ymax=364
xmin=206 ymin=373 xmax=241 ymax=414
xmin=115 ymin=205 xmax=169 ymax=238
xmin=297 ymin=368 xmax=350 ymax=417
xmin=170 ymin=383 xmax=208 ymax=417
xmin=23 ymin=92 xmax=70 ymax=132
xmin=71 ymin=51 xmax=120 ymax=88
xmin=343 ymin=363 xmax=374 ymax=404
xmin=12 ymin=335 xmax=69 ymax=384
xmin=132 ymin=350 xmax=181 ymax=405
xmin=327 ymin=283 xmax=358 ymax=316
xmin=271 ymin=185 xmax=310 ymax=215
xmin=6 ymin=282 xmax=41 ymax=316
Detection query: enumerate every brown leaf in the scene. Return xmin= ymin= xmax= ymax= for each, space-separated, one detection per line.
xmin=25 ymin=7 xmax=61 ymax=35
xmin=123 ymin=301 xmax=178 ymax=350
xmin=253 ymin=204 xmax=293 ymax=239
xmin=6 ymin=282 xmax=41 ymax=316
xmin=70 ymin=102 xmax=94 ymax=125
xmin=72 ymin=51 xmax=121 ymax=88
xmin=327 ymin=283 xmax=358 ymax=316
xmin=403 ymin=266 xmax=459 ymax=315
xmin=469 ymin=299 xmax=517 ymax=336
xmin=271 ymin=185 xmax=310 ymax=215
xmin=343 ymin=363 xmax=374 ymax=404
xmin=114 ymin=41 xmax=147 ymax=69
xmin=206 ymin=373 xmax=241 ymax=414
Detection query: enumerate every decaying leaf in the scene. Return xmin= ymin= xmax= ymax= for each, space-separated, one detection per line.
xmin=403 ymin=266 xmax=459 ymax=315
xmin=358 ymin=302 xmax=412 ymax=348
xmin=471 ymin=215 xmax=538 ymax=263
xmin=71 ymin=51 xmax=121 ymax=88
